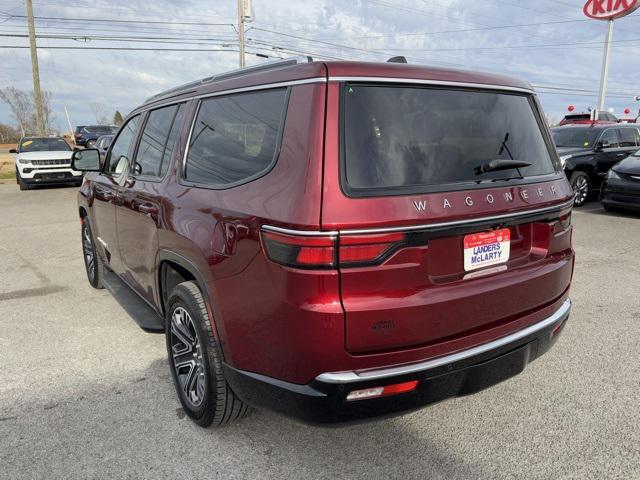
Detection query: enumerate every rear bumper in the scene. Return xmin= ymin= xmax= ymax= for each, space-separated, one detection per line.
xmin=224 ymin=299 xmax=571 ymax=424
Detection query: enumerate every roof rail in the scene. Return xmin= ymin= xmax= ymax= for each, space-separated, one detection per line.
xmin=144 ymin=56 xmax=314 ymax=104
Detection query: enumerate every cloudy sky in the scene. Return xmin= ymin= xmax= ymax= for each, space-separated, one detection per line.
xmin=1 ymin=0 xmax=639 ymax=131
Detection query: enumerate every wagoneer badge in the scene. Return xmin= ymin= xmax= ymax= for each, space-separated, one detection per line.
xmin=413 ymin=185 xmax=558 ymax=212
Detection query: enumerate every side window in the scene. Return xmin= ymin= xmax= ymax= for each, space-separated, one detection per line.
xmin=184 ymin=88 xmax=288 ymax=187
xmin=106 ymin=116 xmax=140 ymax=174
xmin=599 ymin=129 xmax=619 ymax=148
xmin=133 ymin=103 xmax=185 ymax=178
xmin=618 ymin=128 xmax=637 ymax=148
xmin=634 ymin=129 xmax=640 ymax=147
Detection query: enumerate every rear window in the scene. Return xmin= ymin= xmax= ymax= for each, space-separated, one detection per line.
xmin=552 ymin=127 xmax=600 ymax=148
xmin=342 ymin=85 xmax=556 ymax=195
xmin=564 ymin=114 xmax=590 ymax=121
xmin=184 ymin=88 xmax=288 ymax=188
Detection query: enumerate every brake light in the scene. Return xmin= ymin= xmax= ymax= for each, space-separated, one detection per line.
xmin=339 ymin=232 xmax=405 ymax=267
xmin=260 ymin=229 xmax=406 ymax=269
xmin=346 ymin=380 xmax=419 ymax=401
xmin=260 ymin=231 xmax=336 ymax=269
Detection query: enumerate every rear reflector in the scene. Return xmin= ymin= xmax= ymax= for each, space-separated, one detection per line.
xmin=346 ymin=380 xmax=418 ymax=401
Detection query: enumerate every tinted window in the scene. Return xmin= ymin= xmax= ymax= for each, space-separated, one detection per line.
xmin=185 ymin=88 xmax=287 ymax=187
xmin=618 ymin=128 xmax=639 ymax=147
xmin=134 ymin=104 xmax=184 ymax=178
xmin=106 ymin=116 xmax=140 ymax=174
xmin=343 ymin=85 xmax=555 ymax=193
xmin=552 ymin=127 xmax=600 ymax=148
xmin=19 ymin=137 xmax=70 ymax=152
xmin=600 ymin=129 xmax=619 ymax=148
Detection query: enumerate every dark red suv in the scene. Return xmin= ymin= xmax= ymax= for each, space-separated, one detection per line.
xmin=72 ymin=58 xmax=574 ymax=426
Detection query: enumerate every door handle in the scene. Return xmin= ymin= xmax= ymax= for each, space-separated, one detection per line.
xmin=137 ymin=203 xmax=159 ymax=215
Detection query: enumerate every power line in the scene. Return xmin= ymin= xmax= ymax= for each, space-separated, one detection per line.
xmin=2 ymin=13 xmax=234 ymax=27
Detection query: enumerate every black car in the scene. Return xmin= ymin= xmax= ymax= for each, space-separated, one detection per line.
xmin=601 ymin=150 xmax=640 ymax=212
xmin=74 ymin=125 xmax=117 ymax=147
xmin=552 ymin=124 xmax=640 ymax=206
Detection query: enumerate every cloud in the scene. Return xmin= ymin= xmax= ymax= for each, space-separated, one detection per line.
xmin=1 ymin=0 xmax=639 ymax=129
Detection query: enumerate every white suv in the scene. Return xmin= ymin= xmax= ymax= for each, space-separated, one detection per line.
xmin=11 ymin=137 xmax=82 ymax=190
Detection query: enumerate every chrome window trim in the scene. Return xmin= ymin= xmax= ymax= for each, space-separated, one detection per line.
xmin=261 ymin=198 xmax=573 ymax=237
xmin=133 ymin=77 xmax=327 ymax=115
xmin=328 ymin=76 xmax=535 ymax=94
xmin=316 ymin=298 xmax=571 ymax=384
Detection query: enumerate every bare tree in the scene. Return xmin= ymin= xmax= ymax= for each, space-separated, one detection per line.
xmin=89 ymin=101 xmax=109 ymax=125
xmin=0 ymin=86 xmax=55 ymax=135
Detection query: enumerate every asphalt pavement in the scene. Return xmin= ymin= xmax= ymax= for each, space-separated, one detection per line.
xmin=0 ymin=184 xmax=638 ymax=480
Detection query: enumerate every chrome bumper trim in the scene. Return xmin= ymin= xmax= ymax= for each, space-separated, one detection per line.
xmin=316 ymin=298 xmax=571 ymax=384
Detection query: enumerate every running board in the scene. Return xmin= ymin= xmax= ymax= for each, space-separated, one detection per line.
xmin=102 ymin=269 xmax=165 ymax=333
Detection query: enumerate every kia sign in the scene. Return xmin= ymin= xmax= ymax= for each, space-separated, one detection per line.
xmin=583 ymin=0 xmax=640 ymax=20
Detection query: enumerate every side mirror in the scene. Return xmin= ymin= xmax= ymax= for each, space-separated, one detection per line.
xmin=9 ymin=148 xmax=17 ymax=154
xmin=71 ymin=148 xmax=101 ymax=172
xmin=595 ymin=140 xmax=610 ymax=151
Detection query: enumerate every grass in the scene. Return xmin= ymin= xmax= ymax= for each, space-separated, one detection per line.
xmin=0 ymin=169 xmax=16 ymax=180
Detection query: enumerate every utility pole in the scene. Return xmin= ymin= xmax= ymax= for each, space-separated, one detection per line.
xmin=25 ymin=0 xmax=45 ymax=135
xmin=237 ymin=0 xmax=245 ymax=68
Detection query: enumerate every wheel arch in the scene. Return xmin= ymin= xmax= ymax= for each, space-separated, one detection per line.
xmin=157 ymin=250 xmax=225 ymax=352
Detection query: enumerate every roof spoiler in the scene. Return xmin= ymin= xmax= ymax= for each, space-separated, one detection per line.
xmin=145 ymin=56 xmax=314 ymax=104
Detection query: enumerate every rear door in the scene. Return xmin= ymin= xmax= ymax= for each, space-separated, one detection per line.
xmin=116 ymin=103 xmax=185 ymax=303
xmin=323 ymin=81 xmax=574 ymax=354
xmin=91 ymin=115 xmax=141 ymax=272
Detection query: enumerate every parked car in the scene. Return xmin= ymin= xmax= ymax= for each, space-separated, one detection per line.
xmin=558 ymin=111 xmax=617 ymax=126
xmin=552 ymin=123 xmax=640 ymax=206
xmin=601 ymin=149 xmax=640 ymax=212
xmin=95 ymin=134 xmax=114 ymax=161
xmin=74 ymin=125 xmax=117 ymax=147
xmin=11 ymin=136 xmax=82 ymax=190
xmin=73 ymin=58 xmax=574 ymax=427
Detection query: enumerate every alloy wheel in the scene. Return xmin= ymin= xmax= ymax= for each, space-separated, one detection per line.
xmin=170 ymin=307 xmax=206 ymax=408
xmin=572 ymin=175 xmax=589 ymax=206
xmin=82 ymin=223 xmax=95 ymax=282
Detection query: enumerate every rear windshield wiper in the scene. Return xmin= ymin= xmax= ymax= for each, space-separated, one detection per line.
xmin=474 ymin=159 xmax=532 ymax=175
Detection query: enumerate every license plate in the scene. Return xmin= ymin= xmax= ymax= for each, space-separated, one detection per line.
xmin=463 ymin=228 xmax=510 ymax=272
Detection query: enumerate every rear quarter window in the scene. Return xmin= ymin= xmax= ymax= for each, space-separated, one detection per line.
xmin=341 ymin=84 xmax=557 ymax=196
xmin=184 ymin=88 xmax=289 ymax=188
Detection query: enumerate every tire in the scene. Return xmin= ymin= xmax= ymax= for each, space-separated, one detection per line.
xmin=81 ymin=217 xmax=104 ymax=289
xmin=570 ymin=171 xmax=590 ymax=207
xmin=17 ymin=171 xmax=30 ymax=191
xmin=86 ymin=139 xmax=96 ymax=148
xmin=166 ymin=281 xmax=250 ymax=427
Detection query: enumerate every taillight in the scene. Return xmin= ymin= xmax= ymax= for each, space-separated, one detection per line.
xmin=338 ymin=232 xmax=405 ymax=267
xmin=553 ymin=212 xmax=572 ymax=235
xmin=260 ymin=231 xmax=336 ymax=269
xmin=261 ymin=229 xmax=407 ymax=269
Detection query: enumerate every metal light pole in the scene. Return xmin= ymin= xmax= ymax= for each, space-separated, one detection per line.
xmin=597 ymin=19 xmax=614 ymax=112
xmin=25 ymin=0 xmax=45 ymax=135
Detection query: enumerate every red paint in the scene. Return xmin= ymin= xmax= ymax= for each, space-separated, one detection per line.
xmin=78 ymin=60 xmax=574 ymax=386
xmin=583 ymin=0 xmax=639 ymax=20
